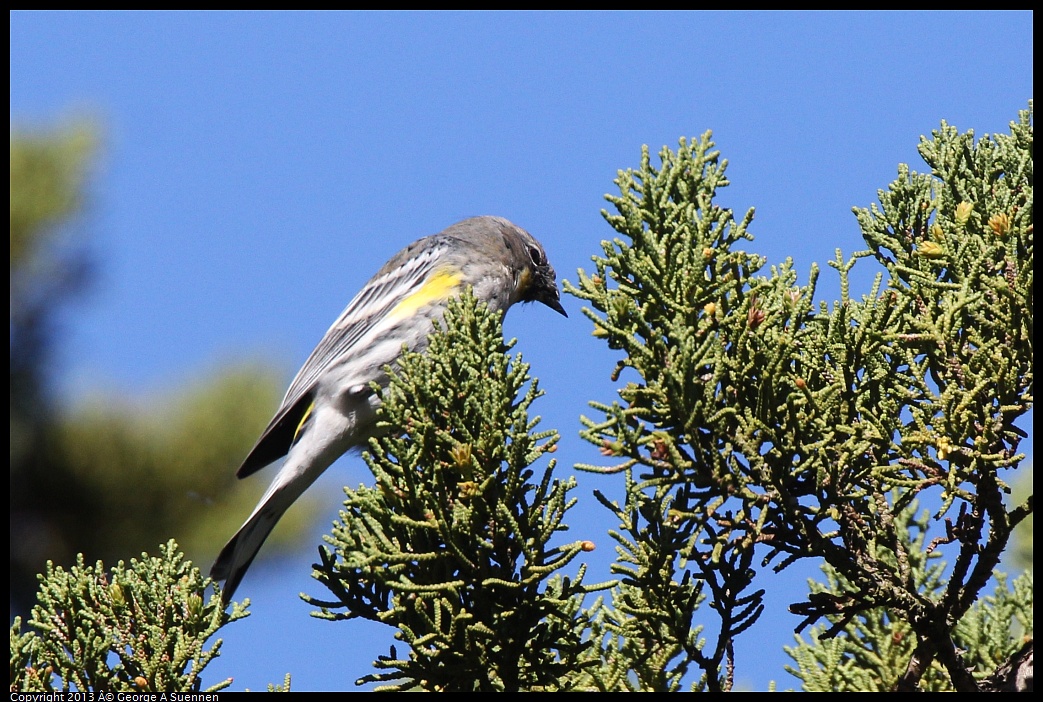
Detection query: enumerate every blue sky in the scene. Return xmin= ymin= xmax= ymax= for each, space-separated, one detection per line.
xmin=10 ymin=10 xmax=1033 ymax=692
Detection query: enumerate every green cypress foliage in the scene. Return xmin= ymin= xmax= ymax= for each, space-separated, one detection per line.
xmin=308 ymin=292 xmax=601 ymax=691
xmin=10 ymin=541 xmax=245 ymax=693
xmin=567 ymin=106 xmax=1032 ymax=691
xmin=11 ymin=105 xmax=1031 ymax=692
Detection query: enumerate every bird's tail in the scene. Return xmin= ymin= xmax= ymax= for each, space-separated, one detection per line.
xmin=211 ymin=445 xmax=338 ymax=603
xmin=211 ymin=388 xmax=373 ymax=603
xmin=211 ymin=504 xmax=285 ymax=604
xmin=211 ymin=484 xmax=296 ymax=603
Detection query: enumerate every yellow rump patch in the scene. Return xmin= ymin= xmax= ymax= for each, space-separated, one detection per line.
xmin=390 ymin=270 xmax=462 ymax=319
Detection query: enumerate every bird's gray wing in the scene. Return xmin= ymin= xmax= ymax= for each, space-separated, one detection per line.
xmin=236 ymin=236 xmax=452 ymax=477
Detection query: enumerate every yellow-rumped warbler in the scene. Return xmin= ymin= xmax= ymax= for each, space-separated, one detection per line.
xmin=211 ymin=215 xmax=566 ymax=602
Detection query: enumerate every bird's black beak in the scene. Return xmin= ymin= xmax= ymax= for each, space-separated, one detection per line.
xmin=543 ymin=294 xmax=567 ymax=317
xmin=525 ymin=260 xmax=568 ymax=317
xmin=538 ymin=286 xmax=567 ymax=317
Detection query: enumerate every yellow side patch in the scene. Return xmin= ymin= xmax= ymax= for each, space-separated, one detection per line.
xmin=390 ymin=270 xmax=462 ymax=319
xmin=293 ymin=401 xmax=315 ymax=444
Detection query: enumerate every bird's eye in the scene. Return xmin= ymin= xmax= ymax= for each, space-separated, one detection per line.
xmin=528 ymin=245 xmax=545 ymax=267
